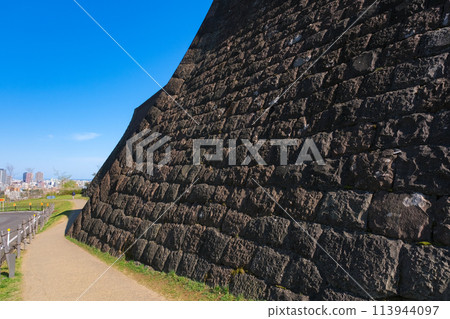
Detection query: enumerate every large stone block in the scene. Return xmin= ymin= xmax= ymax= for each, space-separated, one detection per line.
xmin=163 ymin=250 xmax=183 ymax=273
xmin=242 ymin=216 xmax=290 ymax=247
xmin=314 ymin=229 xmax=402 ymax=299
xmin=241 ymin=187 xmax=281 ymax=217
xmin=392 ymin=54 xmax=448 ymax=90
xmin=221 ymin=210 xmax=251 ymax=237
xmin=419 ymin=27 xmax=450 ymax=55
xmin=394 ymin=146 xmax=450 ymax=195
xmin=131 ymin=238 xmax=147 ymax=261
xmin=152 ymin=246 xmax=170 ymax=271
xmin=249 ymin=246 xmax=290 ymax=285
xmin=433 ymin=196 xmax=450 ymax=246
xmin=399 ymin=245 xmax=450 ymax=300
xmin=343 ymin=150 xmax=395 ymax=191
xmin=187 ymin=183 xmax=215 ymax=204
xmin=141 ymin=241 xmax=159 ymax=265
xmin=221 ymin=237 xmax=256 ymax=268
xmin=316 ymin=190 xmax=372 ymax=231
xmin=176 ymin=253 xmax=198 ymax=277
xmin=230 ymin=273 xmax=267 ymax=300
xmin=191 ymin=258 xmax=212 ymax=283
xmin=429 ymin=110 xmax=450 ymax=145
xmin=368 ymin=192 xmax=432 ymax=242
xmin=281 ymin=258 xmax=322 ymax=295
xmin=164 ymin=225 xmax=187 ymax=250
xmin=376 ymin=113 xmax=433 ymax=148
xmin=281 ymin=187 xmax=323 ymax=222
xmin=284 ymin=221 xmax=322 ymax=259
xmin=206 ymin=265 xmax=232 ymax=288
xmin=180 ymin=224 xmax=205 ymax=254
xmin=197 ymin=204 xmax=227 ymax=228
xmin=198 ymin=228 xmax=229 ymax=263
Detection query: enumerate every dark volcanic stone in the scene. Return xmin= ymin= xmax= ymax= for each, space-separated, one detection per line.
xmin=198 ymin=228 xmax=229 ymax=263
xmin=221 ymin=237 xmax=256 ymax=268
xmin=243 ymin=216 xmax=290 ymax=247
xmin=191 ymin=258 xmax=211 ymax=283
xmin=395 ymin=146 xmax=450 ymax=195
xmin=249 ymin=246 xmax=290 ymax=285
xmin=281 ymin=258 xmax=322 ymax=295
xmin=221 ymin=210 xmax=251 ymax=237
xmin=433 ymin=196 xmax=450 ymax=246
xmin=319 ymin=289 xmax=366 ymax=301
xmin=206 ymin=265 xmax=232 ymax=288
xmin=315 ymin=229 xmax=402 ymax=299
xmin=267 ymin=287 xmax=309 ymax=301
xmin=163 ymin=250 xmax=183 ymax=273
xmin=368 ymin=192 xmax=432 ymax=242
xmin=284 ymin=221 xmax=323 ymax=259
xmin=399 ymin=245 xmax=450 ymax=300
xmin=230 ymin=273 xmax=267 ymax=300
xmin=316 ymin=190 xmax=372 ymax=231
xmin=176 ymin=253 xmax=198 ymax=277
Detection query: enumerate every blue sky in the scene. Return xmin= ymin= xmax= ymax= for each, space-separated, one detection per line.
xmin=0 ymin=0 xmax=212 ymax=180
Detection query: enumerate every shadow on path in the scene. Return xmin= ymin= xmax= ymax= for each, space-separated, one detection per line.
xmin=64 ymin=209 xmax=81 ymax=235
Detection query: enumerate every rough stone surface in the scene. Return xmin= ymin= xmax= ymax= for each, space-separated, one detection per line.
xmin=230 ymin=273 xmax=267 ymax=300
xmin=368 ymin=192 xmax=432 ymax=242
xmin=433 ymin=197 xmax=450 ymax=246
xmin=316 ymin=190 xmax=372 ymax=231
xmin=399 ymin=245 xmax=450 ymax=300
xmin=69 ymin=0 xmax=450 ymax=301
xmin=314 ymin=229 xmax=402 ymax=299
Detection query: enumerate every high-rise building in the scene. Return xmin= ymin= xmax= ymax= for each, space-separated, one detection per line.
xmin=23 ymin=172 xmax=33 ymax=183
xmin=35 ymin=171 xmax=44 ymax=183
xmin=0 ymin=168 xmax=6 ymax=184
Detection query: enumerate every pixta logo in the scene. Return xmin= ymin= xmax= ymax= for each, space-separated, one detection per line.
xmin=193 ymin=138 xmax=325 ymax=166
xmin=126 ymin=129 xmax=171 ymax=175
xmin=126 ymin=129 xmax=325 ymax=175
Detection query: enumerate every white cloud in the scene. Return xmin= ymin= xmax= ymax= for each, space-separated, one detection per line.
xmin=72 ymin=132 xmax=101 ymax=141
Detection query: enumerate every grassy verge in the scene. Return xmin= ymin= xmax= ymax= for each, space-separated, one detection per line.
xmin=0 ymin=195 xmax=82 ymax=300
xmin=38 ymin=200 xmax=73 ymax=233
xmin=1 ymin=194 xmax=87 ymax=212
xmin=0 ymin=257 xmax=23 ymax=301
xmin=66 ymin=236 xmax=245 ymax=301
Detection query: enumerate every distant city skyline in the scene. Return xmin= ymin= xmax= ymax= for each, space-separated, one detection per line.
xmin=0 ymin=1 xmax=213 ymax=179
xmin=0 ymin=165 xmax=93 ymax=181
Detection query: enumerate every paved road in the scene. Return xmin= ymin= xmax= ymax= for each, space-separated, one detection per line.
xmin=0 ymin=211 xmax=37 ymax=234
xmin=22 ymin=199 xmax=165 ymax=301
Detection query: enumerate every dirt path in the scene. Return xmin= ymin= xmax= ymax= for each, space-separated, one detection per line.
xmin=22 ymin=199 xmax=165 ymax=301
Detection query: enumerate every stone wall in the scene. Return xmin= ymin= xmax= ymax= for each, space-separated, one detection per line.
xmin=68 ymin=0 xmax=450 ymax=300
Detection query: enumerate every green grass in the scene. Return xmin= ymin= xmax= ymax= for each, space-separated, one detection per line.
xmin=38 ymin=200 xmax=74 ymax=233
xmin=0 ymin=257 xmax=23 ymax=301
xmin=66 ymin=236 xmax=245 ymax=301
xmin=1 ymin=194 xmax=87 ymax=212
